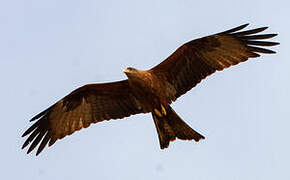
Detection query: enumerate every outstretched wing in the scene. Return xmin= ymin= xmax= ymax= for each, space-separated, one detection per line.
xmin=151 ymin=24 xmax=279 ymax=100
xmin=22 ymin=80 xmax=144 ymax=155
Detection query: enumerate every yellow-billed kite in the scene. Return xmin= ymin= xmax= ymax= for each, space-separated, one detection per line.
xmin=22 ymin=24 xmax=279 ymax=155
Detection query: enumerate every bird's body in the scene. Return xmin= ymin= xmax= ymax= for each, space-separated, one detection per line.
xmin=124 ymin=68 xmax=205 ymax=148
xmin=22 ymin=24 xmax=279 ymax=155
xmin=124 ymin=68 xmax=175 ymax=110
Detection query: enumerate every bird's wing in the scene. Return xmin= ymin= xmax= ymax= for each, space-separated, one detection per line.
xmin=22 ymin=80 xmax=144 ymax=155
xmin=150 ymin=24 xmax=279 ymax=100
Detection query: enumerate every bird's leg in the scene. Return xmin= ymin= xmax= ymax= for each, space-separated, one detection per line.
xmin=154 ymin=104 xmax=167 ymax=117
xmin=161 ymin=104 xmax=167 ymax=116
xmin=154 ymin=109 xmax=162 ymax=117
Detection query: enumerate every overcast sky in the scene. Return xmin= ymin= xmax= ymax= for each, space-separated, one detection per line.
xmin=1 ymin=0 xmax=289 ymax=179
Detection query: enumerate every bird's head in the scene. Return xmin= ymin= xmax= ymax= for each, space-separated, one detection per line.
xmin=123 ymin=67 xmax=138 ymax=76
xmin=123 ymin=67 xmax=147 ymax=80
xmin=123 ymin=67 xmax=148 ymax=81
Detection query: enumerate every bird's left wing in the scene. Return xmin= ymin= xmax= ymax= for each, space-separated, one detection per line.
xmin=22 ymin=80 xmax=144 ymax=155
xmin=150 ymin=24 xmax=279 ymax=100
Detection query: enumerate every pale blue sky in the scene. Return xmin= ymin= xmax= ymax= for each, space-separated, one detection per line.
xmin=1 ymin=0 xmax=289 ymax=179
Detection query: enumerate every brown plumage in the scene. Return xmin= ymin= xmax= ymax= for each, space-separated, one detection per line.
xmin=22 ymin=24 xmax=279 ymax=155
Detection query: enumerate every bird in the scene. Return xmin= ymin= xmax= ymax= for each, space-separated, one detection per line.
xmin=22 ymin=24 xmax=279 ymax=155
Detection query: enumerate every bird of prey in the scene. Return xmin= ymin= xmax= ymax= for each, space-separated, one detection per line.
xmin=22 ymin=24 xmax=279 ymax=155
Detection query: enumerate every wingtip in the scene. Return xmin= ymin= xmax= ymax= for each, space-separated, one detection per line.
xmin=269 ymin=34 xmax=278 ymax=39
xmin=30 ymin=117 xmax=37 ymax=122
xmin=265 ymin=33 xmax=278 ymax=38
xmin=21 ymin=144 xmax=27 ymax=149
xmin=36 ymin=151 xmax=40 ymax=156
xmin=255 ymin=26 xmax=269 ymax=32
xmin=239 ymin=23 xmax=250 ymax=29
xmin=220 ymin=23 xmax=250 ymax=34
xmin=48 ymin=138 xmax=56 ymax=147
xmin=22 ymin=139 xmax=30 ymax=149
xmin=30 ymin=115 xmax=39 ymax=122
xmin=269 ymin=50 xmax=277 ymax=54
xmin=265 ymin=49 xmax=277 ymax=54
xmin=196 ymin=134 xmax=205 ymax=142
xmin=21 ymin=129 xmax=32 ymax=137
xmin=26 ymin=146 xmax=35 ymax=154
xmin=265 ymin=26 xmax=270 ymax=30
xmin=270 ymin=42 xmax=280 ymax=46
xmin=259 ymin=26 xmax=269 ymax=31
xmin=243 ymin=23 xmax=250 ymax=27
xmin=21 ymin=130 xmax=31 ymax=137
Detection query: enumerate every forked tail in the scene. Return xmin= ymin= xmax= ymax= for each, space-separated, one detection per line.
xmin=152 ymin=105 xmax=205 ymax=149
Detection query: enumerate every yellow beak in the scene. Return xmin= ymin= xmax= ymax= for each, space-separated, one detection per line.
xmin=123 ymin=68 xmax=130 ymax=73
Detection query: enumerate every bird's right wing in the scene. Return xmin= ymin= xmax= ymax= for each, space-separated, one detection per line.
xmin=22 ymin=80 xmax=145 ymax=155
xmin=150 ymin=24 xmax=279 ymax=100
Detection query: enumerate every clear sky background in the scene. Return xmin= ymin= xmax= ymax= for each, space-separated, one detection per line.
xmin=1 ymin=0 xmax=288 ymax=179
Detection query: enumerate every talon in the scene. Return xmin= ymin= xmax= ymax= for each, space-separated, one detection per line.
xmin=154 ymin=109 xmax=162 ymax=117
xmin=161 ymin=105 xmax=167 ymax=115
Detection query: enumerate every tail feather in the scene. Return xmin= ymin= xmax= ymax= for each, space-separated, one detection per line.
xmin=152 ymin=112 xmax=176 ymax=149
xmin=167 ymin=108 xmax=205 ymax=142
xmin=152 ymin=105 xmax=204 ymax=149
